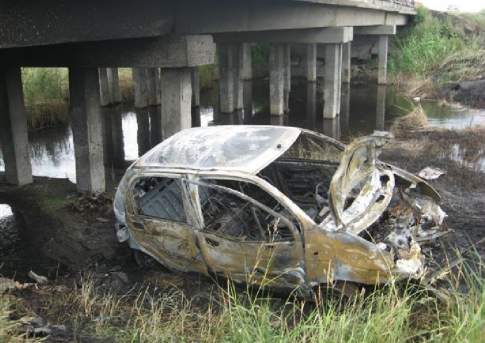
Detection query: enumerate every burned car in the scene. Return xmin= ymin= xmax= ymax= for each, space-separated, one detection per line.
xmin=114 ymin=126 xmax=447 ymax=292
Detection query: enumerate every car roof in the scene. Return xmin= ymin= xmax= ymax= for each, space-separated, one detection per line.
xmin=136 ymin=125 xmax=302 ymax=174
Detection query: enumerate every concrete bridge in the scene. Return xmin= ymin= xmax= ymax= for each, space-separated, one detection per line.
xmin=0 ymin=0 xmax=415 ymax=193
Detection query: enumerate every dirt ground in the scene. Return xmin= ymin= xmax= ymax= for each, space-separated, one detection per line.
xmin=1 ymin=126 xmax=484 ymax=342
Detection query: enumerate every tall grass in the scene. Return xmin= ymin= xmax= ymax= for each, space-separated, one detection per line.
xmin=9 ymin=258 xmax=480 ymax=343
xmin=389 ymin=7 xmax=468 ymax=78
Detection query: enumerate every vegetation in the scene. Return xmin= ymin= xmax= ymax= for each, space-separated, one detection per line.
xmin=390 ymin=6 xmax=485 ymax=88
xmin=2 ymin=257 xmax=484 ymax=342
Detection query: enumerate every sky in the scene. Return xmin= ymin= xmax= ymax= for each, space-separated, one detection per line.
xmin=419 ymin=0 xmax=485 ymax=12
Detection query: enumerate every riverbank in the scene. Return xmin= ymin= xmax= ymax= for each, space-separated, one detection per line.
xmin=390 ymin=7 xmax=485 ymax=108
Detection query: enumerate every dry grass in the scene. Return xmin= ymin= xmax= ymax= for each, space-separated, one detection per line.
xmin=391 ymin=104 xmax=428 ymax=136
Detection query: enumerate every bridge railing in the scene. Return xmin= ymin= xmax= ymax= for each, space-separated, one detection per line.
xmin=389 ymin=0 xmax=415 ymax=8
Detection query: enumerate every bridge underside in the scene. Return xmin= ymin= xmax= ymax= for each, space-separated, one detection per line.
xmin=0 ymin=0 xmax=415 ymax=193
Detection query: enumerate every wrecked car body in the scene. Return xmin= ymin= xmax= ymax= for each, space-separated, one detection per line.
xmin=114 ymin=126 xmax=447 ymax=293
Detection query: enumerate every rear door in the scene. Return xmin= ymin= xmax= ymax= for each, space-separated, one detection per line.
xmin=126 ymin=175 xmax=207 ymax=274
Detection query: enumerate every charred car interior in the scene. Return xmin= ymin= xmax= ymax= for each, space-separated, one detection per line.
xmin=114 ymin=126 xmax=448 ymax=294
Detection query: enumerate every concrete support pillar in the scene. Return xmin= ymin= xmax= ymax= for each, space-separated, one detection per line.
xmin=342 ymin=42 xmax=352 ymax=84
xmin=378 ymin=36 xmax=389 ymax=85
xmin=191 ymin=68 xmax=201 ymax=127
xmin=161 ymin=68 xmax=192 ymax=140
xmin=306 ymin=44 xmax=317 ymax=82
xmin=306 ymin=82 xmax=317 ymax=128
xmin=99 ymin=68 xmax=122 ymax=106
xmin=243 ymin=80 xmax=253 ymax=121
xmin=218 ymin=44 xmax=236 ymax=113
xmin=98 ymin=68 xmax=111 ymax=107
xmin=269 ymin=44 xmax=285 ymax=116
xmin=337 ymin=44 xmax=343 ymax=115
xmin=376 ymin=85 xmax=387 ymax=130
xmin=284 ymin=44 xmax=292 ymax=113
xmin=69 ymin=67 xmax=105 ymax=193
xmin=323 ymin=118 xmax=341 ymax=140
xmin=107 ymin=68 xmax=122 ymax=104
xmin=0 ymin=68 xmax=32 ymax=186
xmin=149 ymin=107 xmax=162 ymax=147
xmin=136 ymin=109 xmax=151 ymax=156
xmin=324 ymin=44 xmax=342 ymax=119
xmin=147 ymin=68 xmax=161 ymax=106
xmin=240 ymin=43 xmax=253 ymax=81
xmin=133 ymin=68 xmax=149 ymax=108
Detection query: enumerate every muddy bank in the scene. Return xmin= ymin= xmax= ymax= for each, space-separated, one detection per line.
xmin=0 ymin=178 xmax=128 ymax=280
xmin=381 ymin=127 xmax=485 ymax=259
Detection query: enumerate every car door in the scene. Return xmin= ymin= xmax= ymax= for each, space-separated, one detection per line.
xmin=125 ymin=175 xmax=208 ymax=274
xmin=186 ymin=177 xmax=306 ymax=290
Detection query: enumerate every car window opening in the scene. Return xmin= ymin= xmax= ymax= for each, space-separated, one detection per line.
xmin=133 ymin=177 xmax=188 ymax=223
xmin=259 ymin=133 xmax=342 ymax=224
xmin=189 ymin=179 xmax=296 ymax=243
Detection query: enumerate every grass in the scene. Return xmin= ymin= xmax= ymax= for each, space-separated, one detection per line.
xmin=3 ymin=257 xmax=485 ymax=342
xmin=390 ymin=6 xmax=485 ymax=94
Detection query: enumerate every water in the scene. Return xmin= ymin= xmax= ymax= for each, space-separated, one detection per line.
xmin=0 ymin=81 xmax=484 ymax=184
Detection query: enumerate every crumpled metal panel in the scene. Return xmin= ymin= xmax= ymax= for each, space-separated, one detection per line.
xmin=136 ymin=126 xmax=301 ymax=174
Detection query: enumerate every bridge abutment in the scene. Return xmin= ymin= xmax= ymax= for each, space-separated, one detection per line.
xmin=0 ymin=68 xmax=33 ymax=186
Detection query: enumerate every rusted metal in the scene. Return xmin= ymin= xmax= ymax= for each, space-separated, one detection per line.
xmin=114 ymin=126 xmax=446 ymax=295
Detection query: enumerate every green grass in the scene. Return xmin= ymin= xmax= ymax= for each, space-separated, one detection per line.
xmin=3 ymin=258 xmax=483 ymax=343
xmin=390 ymin=7 xmax=466 ymax=78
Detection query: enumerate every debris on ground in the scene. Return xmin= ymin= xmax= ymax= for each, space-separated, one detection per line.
xmin=418 ymin=167 xmax=447 ymax=180
xmin=28 ymin=270 xmax=49 ymax=285
xmin=68 ymin=193 xmax=112 ymax=214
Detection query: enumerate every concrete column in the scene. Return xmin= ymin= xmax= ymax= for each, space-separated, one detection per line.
xmin=136 ymin=109 xmax=151 ymax=156
xmin=306 ymin=82 xmax=317 ymax=129
xmin=132 ymin=68 xmax=149 ymax=108
xmin=269 ymin=44 xmax=285 ymax=116
xmin=284 ymin=44 xmax=292 ymax=113
xmin=324 ymin=44 xmax=341 ymax=119
xmin=0 ymin=68 xmax=32 ymax=186
xmin=147 ymin=68 xmax=161 ymax=106
xmin=99 ymin=68 xmax=122 ymax=106
xmin=191 ymin=68 xmax=201 ymax=127
xmin=378 ymin=36 xmax=389 ymax=85
xmin=107 ymin=68 xmax=122 ymax=104
xmin=69 ymin=67 xmax=105 ymax=193
xmin=98 ymin=68 xmax=111 ymax=106
xmin=149 ymin=107 xmax=161 ymax=147
xmin=306 ymin=44 xmax=317 ymax=82
xmin=342 ymin=42 xmax=351 ymax=84
xmin=376 ymin=85 xmax=387 ymax=130
xmin=336 ymin=44 xmax=343 ymax=115
xmin=218 ymin=44 xmax=235 ymax=113
xmin=240 ymin=43 xmax=253 ymax=81
xmin=243 ymin=80 xmax=253 ymax=122
xmin=323 ymin=118 xmax=341 ymax=140
xmin=341 ymin=83 xmax=351 ymax=133
xmin=161 ymin=68 xmax=192 ymax=139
